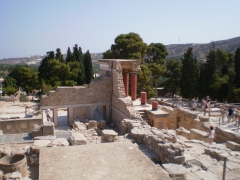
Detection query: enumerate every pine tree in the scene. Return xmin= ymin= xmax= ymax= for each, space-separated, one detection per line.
xmin=180 ymin=48 xmax=198 ymax=99
xmin=66 ymin=47 xmax=73 ymax=63
xmin=84 ymin=50 xmax=93 ymax=84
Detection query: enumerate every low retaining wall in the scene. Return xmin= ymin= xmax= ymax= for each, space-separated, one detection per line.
xmin=0 ymin=117 xmax=43 ymax=134
xmin=215 ymin=127 xmax=240 ymax=144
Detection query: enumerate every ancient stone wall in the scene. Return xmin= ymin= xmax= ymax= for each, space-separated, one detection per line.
xmin=215 ymin=126 xmax=240 ymax=144
xmin=0 ymin=118 xmax=43 ymax=134
xmin=73 ymin=107 xmax=91 ymax=120
xmin=162 ymin=107 xmax=210 ymax=132
xmin=41 ymin=75 xmax=112 ymax=106
xmin=111 ymin=60 xmax=142 ymax=131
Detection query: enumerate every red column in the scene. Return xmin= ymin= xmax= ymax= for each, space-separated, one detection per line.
xmin=141 ymin=92 xmax=147 ymax=105
xmin=152 ymin=101 xmax=158 ymax=110
xmin=123 ymin=72 xmax=129 ymax=96
xmin=131 ymin=73 xmax=137 ymax=100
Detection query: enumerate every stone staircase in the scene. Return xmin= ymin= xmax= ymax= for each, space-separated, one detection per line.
xmin=138 ymin=110 xmax=150 ymax=124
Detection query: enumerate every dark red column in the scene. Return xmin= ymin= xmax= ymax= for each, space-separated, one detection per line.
xmin=123 ymin=72 xmax=129 ymax=96
xmin=131 ymin=73 xmax=137 ymax=100
xmin=152 ymin=101 xmax=158 ymax=110
xmin=141 ymin=92 xmax=147 ymax=105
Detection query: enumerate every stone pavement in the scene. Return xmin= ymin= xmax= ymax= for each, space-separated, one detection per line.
xmin=39 ymin=141 xmax=171 ymax=180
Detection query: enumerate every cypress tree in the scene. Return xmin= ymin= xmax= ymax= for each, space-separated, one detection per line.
xmin=84 ymin=50 xmax=93 ymax=84
xmin=66 ymin=47 xmax=73 ymax=63
xmin=235 ymin=48 xmax=240 ymax=88
xmin=180 ymin=47 xmax=198 ymax=99
xmin=73 ymin=44 xmax=85 ymax=85
xmin=55 ymin=48 xmax=64 ymax=63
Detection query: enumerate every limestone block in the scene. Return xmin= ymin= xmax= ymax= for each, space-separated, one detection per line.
xmin=97 ymin=120 xmax=106 ymax=129
xmin=198 ymin=115 xmax=209 ymax=122
xmin=69 ymin=133 xmax=87 ymax=145
xmin=42 ymin=122 xmax=54 ymax=136
xmin=3 ymin=146 xmax=11 ymax=156
xmin=33 ymin=140 xmax=51 ymax=147
xmin=33 ymin=135 xmax=56 ymax=140
xmin=73 ymin=121 xmax=87 ymax=131
xmin=173 ymin=156 xmax=185 ymax=164
xmin=32 ymin=124 xmax=42 ymax=137
xmin=162 ymin=163 xmax=187 ymax=180
xmin=87 ymin=120 xmax=98 ymax=130
xmin=226 ymin=141 xmax=240 ymax=151
xmin=190 ymin=129 xmax=209 ymax=142
xmin=0 ymin=170 xmax=2 ymax=180
xmin=130 ymin=128 xmax=146 ymax=143
xmin=101 ymin=130 xmax=118 ymax=142
xmin=0 ymin=130 xmax=3 ymax=135
xmin=9 ymin=171 xmax=22 ymax=180
xmin=51 ymin=138 xmax=69 ymax=146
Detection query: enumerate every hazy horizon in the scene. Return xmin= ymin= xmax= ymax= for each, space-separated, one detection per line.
xmin=1 ymin=0 xmax=240 ymax=59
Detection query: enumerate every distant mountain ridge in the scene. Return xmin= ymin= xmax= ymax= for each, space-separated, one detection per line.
xmin=0 ymin=36 xmax=239 ymax=65
xmin=166 ymin=36 xmax=240 ymax=60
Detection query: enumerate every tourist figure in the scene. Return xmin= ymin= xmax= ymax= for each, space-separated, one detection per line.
xmin=227 ymin=107 xmax=233 ymax=122
xmin=207 ymin=126 xmax=215 ymax=144
xmin=45 ymin=109 xmax=51 ymax=121
xmin=221 ymin=105 xmax=226 ymax=123
xmin=204 ymin=96 xmax=211 ymax=116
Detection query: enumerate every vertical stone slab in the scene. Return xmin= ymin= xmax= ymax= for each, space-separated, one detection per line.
xmin=123 ymin=72 xmax=129 ymax=96
xmin=68 ymin=107 xmax=73 ymax=125
xmin=53 ymin=108 xmax=58 ymax=127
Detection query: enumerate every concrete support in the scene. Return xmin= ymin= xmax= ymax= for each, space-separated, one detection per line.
xmin=141 ymin=92 xmax=147 ymax=105
xmin=91 ymin=106 xmax=94 ymax=120
xmin=123 ymin=72 xmax=129 ymax=96
xmin=68 ymin=107 xmax=73 ymax=125
xmin=131 ymin=73 xmax=137 ymax=100
xmin=53 ymin=108 xmax=58 ymax=127
xmin=152 ymin=101 xmax=158 ymax=110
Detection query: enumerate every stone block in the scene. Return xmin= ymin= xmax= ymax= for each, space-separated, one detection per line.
xmin=101 ymin=129 xmax=118 ymax=142
xmin=73 ymin=121 xmax=87 ymax=131
xmin=190 ymin=129 xmax=209 ymax=142
xmin=226 ymin=141 xmax=240 ymax=151
xmin=162 ymin=163 xmax=187 ymax=180
xmin=42 ymin=122 xmax=54 ymax=136
xmin=51 ymin=138 xmax=69 ymax=146
xmin=33 ymin=140 xmax=51 ymax=148
xmin=9 ymin=171 xmax=22 ymax=180
xmin=87 ymin=120 xmax=98 ymax=130
xmin=97 ymin=120 xmax=106 ymax=129
xmin=130 ymin=128 xmax=146 ymax=143
xmin=69 ymin=133 xmax=87 ymax=145
xmin=32 ymin=124 xmax=42 ymax=137
xmin=33 ymin=135 xmax=56 ymax=140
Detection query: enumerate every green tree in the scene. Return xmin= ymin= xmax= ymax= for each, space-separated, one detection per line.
xmin=84 ymin=50 xmax=93 ymax=84
xmin=66 ymin=47 xmax=73 ymax=63
xmin=103 ymin=32 xmax=148 ymax=59
xmin=234 ymin=48 xmax=240 ymax=88
xmin=55 ymin=48 xmax=64 ymax=63
xmin=145 ymin=43 xmax=168 ymax=64
xmin=162 ymin=59 xmax=182 ymax=97
xmin=180 ymin=48 xmax=198 ymax=99
xmin=8 ymin=65 xmax=39 ymax=94
xmin=137 ymin=64 xmax=156 ymax=98
xmin=2 ymin=76 xmax=18 ymax=95
xmin=147 ymin=63 xmax=166 ymax=98
xmin=73 ymin=44 xmax=85 ymax=85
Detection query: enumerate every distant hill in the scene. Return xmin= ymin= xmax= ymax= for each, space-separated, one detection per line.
xmin=0 ymin=36 xmax=239 ymax=65
xmin=0 ymin=53 xmax=103 ymax=66
xmin=166 ymin=36 xmax=240 ymax=60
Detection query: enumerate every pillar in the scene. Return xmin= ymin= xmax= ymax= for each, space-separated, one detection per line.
xmin=152 ymin=101 xmax=158 ymax=110
xmin=141 ymin=92 xmax=147 ymax=105
xmin=68 ymin=107 xmax=73 ymax=125
xmin=131 ymin=73 xmax=137 ymax=100
xmin=123 ymin=72 xmax=129 ymax=96
xmin=53 ymin=108 xmax=58 ymax=127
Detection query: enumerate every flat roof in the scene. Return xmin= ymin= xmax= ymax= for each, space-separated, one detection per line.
xmin=39 ymin=141 xmax=170 ymax=180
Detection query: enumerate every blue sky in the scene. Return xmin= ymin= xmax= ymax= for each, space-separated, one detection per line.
xmin=0 ymin=0 xmax=240 ymax=58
